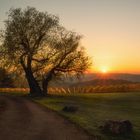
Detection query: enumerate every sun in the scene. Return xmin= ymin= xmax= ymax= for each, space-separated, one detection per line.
xmin=100 ymin=67 xmax=108 ymax=74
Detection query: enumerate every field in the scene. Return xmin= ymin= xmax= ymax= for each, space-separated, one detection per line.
xmin=0 ymin=89 xmax=140 ymax=140
xmin=35 ymin=92 xmax=140 ymax=140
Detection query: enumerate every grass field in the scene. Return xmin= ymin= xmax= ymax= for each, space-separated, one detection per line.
xmin=35 ymin=92 xmax=140 ymax=140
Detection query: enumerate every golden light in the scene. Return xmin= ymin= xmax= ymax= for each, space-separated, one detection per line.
xmin=100 ymin=67 xmax=108 ymax=74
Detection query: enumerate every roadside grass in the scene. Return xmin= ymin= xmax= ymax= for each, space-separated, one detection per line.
xmin=35 ymin=92 xmax=140 ymax=140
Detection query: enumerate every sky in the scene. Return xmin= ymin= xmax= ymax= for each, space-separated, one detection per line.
xmin=0 ymin=0 xmax=140 ymax=74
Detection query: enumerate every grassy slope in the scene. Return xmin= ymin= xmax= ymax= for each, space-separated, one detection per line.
xmin=35 ymin=92 xmax=140 ymax=140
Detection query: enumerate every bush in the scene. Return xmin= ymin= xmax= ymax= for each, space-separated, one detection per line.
xmin=0 ymin=68 xmax=14 ymax=88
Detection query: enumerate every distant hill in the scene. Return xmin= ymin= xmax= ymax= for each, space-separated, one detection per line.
xmin=81 ymin=73 xmax=140 ymax=82
xmin=71 ymin=79 xmax=135 ymax=87
xmin=50 ymin=73 xmax=140 ymax=87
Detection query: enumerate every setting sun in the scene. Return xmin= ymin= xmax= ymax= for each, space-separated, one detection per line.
xmin=100 ymin=67 xmax=109 ymax=73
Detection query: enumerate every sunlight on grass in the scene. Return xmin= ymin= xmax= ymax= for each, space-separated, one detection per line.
xmin=35 ymin=92 xmax=140 ymax=140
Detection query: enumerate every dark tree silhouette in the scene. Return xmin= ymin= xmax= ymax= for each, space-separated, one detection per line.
xmin=0 ymin=68 xmax=14 ymax=88
xmin=0 ymin=7 xmax=91 ymax=96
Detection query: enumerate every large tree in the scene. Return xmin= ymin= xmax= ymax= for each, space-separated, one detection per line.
xmin=0 ymin=7 xmax=91 ymax=96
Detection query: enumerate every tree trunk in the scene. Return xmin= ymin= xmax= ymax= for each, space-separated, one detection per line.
xmin=42 ymin=71 xmax=53 ymax=95
xmin=25 ymin=69 xmax=44 ymax=97
xmin=42 ymin=79 xmax=49 ymax=95
xmin=20 ymin=54 xmax=44 ymax=97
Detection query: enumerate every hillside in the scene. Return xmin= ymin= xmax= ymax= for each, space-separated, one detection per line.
xmin=71 ymin=79 xmax=135 ymax=87
xmin=83 ymin=73 xmax=140 ymax=82
xmin=50 ymin=73 xmax=140 ymax=87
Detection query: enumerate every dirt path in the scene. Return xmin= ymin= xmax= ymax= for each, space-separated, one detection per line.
xmin=0 ymin=95 xmax=94 ymax=140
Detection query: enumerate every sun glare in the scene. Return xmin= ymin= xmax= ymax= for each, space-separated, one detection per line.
xmin=101 ymin=67 xmax=108 ymax=74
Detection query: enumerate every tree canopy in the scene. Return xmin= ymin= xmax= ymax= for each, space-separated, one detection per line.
xmin=0 ymin=7 xmax=91 ymax=96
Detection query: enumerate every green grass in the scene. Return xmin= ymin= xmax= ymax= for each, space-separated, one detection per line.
xmin=35 ymin=92 xmax=140 ymax=140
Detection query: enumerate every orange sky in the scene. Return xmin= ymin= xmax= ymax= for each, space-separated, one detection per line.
xmin=0 ymin=0 xmax=140 ymax=74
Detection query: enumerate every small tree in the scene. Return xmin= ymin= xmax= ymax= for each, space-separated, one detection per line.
xmin=0 ymin=7 xmax=91 ymax=96
xmin=0 ymin=68 xmax=14 ymax=88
